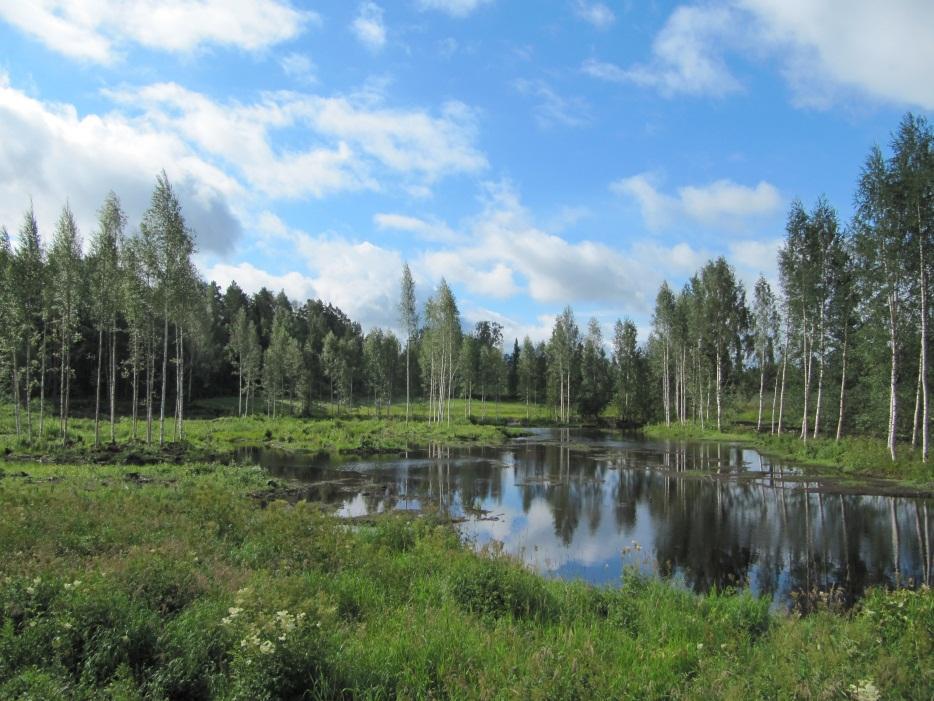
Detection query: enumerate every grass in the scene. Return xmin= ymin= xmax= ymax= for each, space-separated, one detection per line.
xmin=643 ymin=420 xmax=934 ymax=487
xmin=0 ymin=399 xmax=530 ymax=462
xmin=0 ymin=459 xmax=931 ymax=699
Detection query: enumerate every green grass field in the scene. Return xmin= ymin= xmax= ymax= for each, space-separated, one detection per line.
xmin=0 ymin=460 xmax=930 ymax=699
xmin=0 ymin=398 xmax=533 ymax=460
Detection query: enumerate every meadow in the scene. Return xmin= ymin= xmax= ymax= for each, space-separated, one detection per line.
xmin=1 ymin=460 xmax=930 ymax=700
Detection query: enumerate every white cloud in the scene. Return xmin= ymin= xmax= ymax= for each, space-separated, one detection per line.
xmin=737 ymin=0 xmax=934 ymax=110
xmin=415 ymin=0 xmax=493 ymax=18
xmin=374 ymin=213 xmax=461 ymax=243
xmin=205 ymin=261 xmax=318 ymax=302
xmin=0 ymin=79 xmax=243 ymax=254
xmin=611 ymin=173 xmax=781 ymax=230
xmin=574 ymin=1 xmax=615 ymax=29
xmin=417 ymin=181 xmax=663 ymax=313
xmin=217 ymin=217 xmax=405 ymax=331
xmin=108 ymin=82 xmax=486 ymax=199
xmin=514 ymin=79 xmax=590 ymax=129
xmin=279 ymin=52 xmax=317 ymax=84
xmin=585 ymin=1 xmax=934 ymax=109
xmin=0 ymin=0 xmax=313 ymax=64
xmin=352 ymin=2 xmax=387 ymax=52
xmin=584 ymin=5 xmax=741 ymax=97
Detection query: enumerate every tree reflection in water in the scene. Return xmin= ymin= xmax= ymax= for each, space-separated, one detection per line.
xmin=256 ymin=429 xmax=932 ymax=608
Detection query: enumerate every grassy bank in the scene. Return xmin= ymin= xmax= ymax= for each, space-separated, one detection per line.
xmin=0 ymin=460 xmax=931 ymax=699
xmin=0 ymin=400 xmax=525 ymax=462
xmin=643 ymin=421 xmax=934 ymax=486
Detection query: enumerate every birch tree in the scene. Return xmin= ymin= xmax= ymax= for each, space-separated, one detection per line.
xmin=139 ymin=173 xmax=196 ymax=445
xmin=752 ymin=276 xmax=778 ymax=432
xmin=88 ymin=192 xmax=125 ymax=445
xmin=854 ymin=147 xmax=911 ymax=460
xmin=14 ymin=205 xmax=44 ymax=442
xmin=48 ymin=205 xmax=83 ymax=445
xmin=399 ymin=263 xmax=418 ymax=424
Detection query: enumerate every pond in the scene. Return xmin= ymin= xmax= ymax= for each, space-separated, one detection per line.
xmin=246 ymin=428 xmax=932 ymax=609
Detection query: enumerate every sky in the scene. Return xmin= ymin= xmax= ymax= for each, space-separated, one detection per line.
xmin=1 ymin=1 xmax=932 ymax=345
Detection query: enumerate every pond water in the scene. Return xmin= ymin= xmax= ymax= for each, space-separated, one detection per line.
xmin=247 ymin=428 xmax=932 ymax=608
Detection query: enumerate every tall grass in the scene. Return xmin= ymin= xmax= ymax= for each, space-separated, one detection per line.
xmin=0 ymin=460 xmax=930 ymax=698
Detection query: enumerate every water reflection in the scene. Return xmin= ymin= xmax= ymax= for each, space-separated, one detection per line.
xmin=253 ymin=429 xmax=932 ymax=608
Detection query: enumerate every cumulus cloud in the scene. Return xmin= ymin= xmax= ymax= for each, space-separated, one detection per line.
xmin=417 ymin=182 xmax=671 ymax=314
xmin=610 ymin=173 xmax=781 ymax=231
xmin=574 ymin=1 xmax=615 ymax=29
xmin=0 ymin=0 xmax=313 ymax=64
xmin=738 ymin=0 xmax=934 ymax=109
xmin=233 ymin=218 xmax=404 ymax=331
xmin=415 ymin=0 xmax=493 ymax=17
xmin=351 ymin=2 xmax=387 ymax=52
xmin=0 ymin=79 xmax=243 ymax=253
xmin=584 ymin=1 xmax=934 ymax=109
xmin=107 ymin=82 xmax=487 ymax=199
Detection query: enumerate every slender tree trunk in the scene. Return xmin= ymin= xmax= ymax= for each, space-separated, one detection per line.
xmin=63 ymin=326 xmax=71 ymax=445
xmin=132 ymin=333 xmax=139 ymax=441
xmin=777 ymin=337 xmax=789 ymax=436
xmin=178 ymin=326 xmax=184 ymax=441
xmin=59 ymin=318 xmax=67 ymax=442
xmin=95 ymin=327 xmax=103 ymax=447
xmin=813 ymin=309 xmax=825 ymax=439
xmin=800 ymin=320 xmax=811 ymax=442
xmin=888 ymin=291 xmax=898 ymax=461
xmin=756 ymin=349 xmax=765 ymax=432
xmin=110 ymin=319 xmax=117 ymax=443
xmin=715 ymin=352 xmax=722 ymax=432
xmin=159 ymin=307 xmax=168 ymax=445
xmin=771 ymin=355 xmax=780 ymax=434
xmin=836 ymin=328 xmax=848 ymax=442
xmin=11 ymin=353 xmax=21 ymax=437
xmin=25 ymin=340 xmax=32 ymax=442
xmin=173 ymin=324 xmax=180 ymax=441
xmin=920 ymin=230 xmax=929 ymax=462
xmin=38 ymin=323 xmax=46 ymax=441
xmin=146 ymin=324 xmax=154 ymax=444
xmin=405 ymin=341 xmax=410 ymax=424
xmin=913 ymin=351 xmax=922 ymax=448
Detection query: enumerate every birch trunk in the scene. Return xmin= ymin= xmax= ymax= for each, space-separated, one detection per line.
xmin=836 ymin=328 xmax=848 ymax=442
xmin=920 ymin=228 xmax=929 ymax=462
xmin=888 ymin=290 xmax=898 ymax=461
xmin=38 ymin=324 xmax=46 ymax=440
xmin=110 ymin=320 xmax=117 ymax=443
xmin=95 ymin=327 xmax=103 ymax=447
xmin=813 ymin=307 xmax=825 ymax=438
xmin=777 ymin=337 xmax=789 ymax=436
xmin=159 ymin=299 xmax=168 ymax=445
xmin=756 ymin=348 xmax=765 ymax=432
xmin=11 ymin=352 xmax=21 ymax=437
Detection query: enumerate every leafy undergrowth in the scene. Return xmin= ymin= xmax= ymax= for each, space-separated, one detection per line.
xmin=644 ymin=422 xmax=934 ymax=487
xmin=1 ymin=461 xmax=931 ymax=699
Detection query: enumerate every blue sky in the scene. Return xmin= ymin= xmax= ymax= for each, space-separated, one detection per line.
xmin=1 ymin=1 xmax=931 ymax=343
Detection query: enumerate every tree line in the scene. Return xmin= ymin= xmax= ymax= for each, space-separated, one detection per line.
xmin=647 ymin=113 xmax=931 ymax=462
xmin=0 ymin=114 xmax=930 ymax=463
